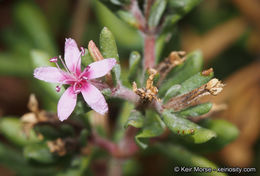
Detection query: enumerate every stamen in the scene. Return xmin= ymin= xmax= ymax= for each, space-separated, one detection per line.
xmin=49 ymin=57 xmax=58 ymax=63
xmin=80 ymin=47 xmax=85 ymax=56
xmin=56 ymin=85 xmax=61 ymax=92
xmin=59 ymin=55 xmax=70 ymax=73
xmin=79 ymin=66 xmax=90 ymax=78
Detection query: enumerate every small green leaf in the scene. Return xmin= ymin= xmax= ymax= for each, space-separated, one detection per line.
xmin=192 ymin=119 xmax=239 ymax=152
xmin=81 ymin=48 xmax=94 ymax=67
xmin=178 ymin=102 xmax=213 ymax=118
xmin=128 ymin=51 xmax=141 ymax=83
xmin=163 ymin=84 xmax=181 ymax=103
xmin=117 ymin=10 xmax=138 ymax=28
xmin=79 ymin=129 xmax=89 ymax=147
xmin=160 ymin=0 xmax=202 ymax=34
xmin=99 ymin=27 xmax=121 ymax=85
xmin=178 ymin=71 xmax=214 ymax=95
xmin=135 ymin=110 xmax=165 ymax=149
xmin=34 ymin=125 xmax=61 ymax=140
xmin=124 ymin=110 xmax=144 ymax=129
xmin=148 ymin=0 xmax=167 ymax=28
xmin=24 ymin=143 xmax=56 ymax=164
xmin=162 ymin=110 xmax=216 ymax=143
xmin=111 ymin=63 xmax=121 ymax=84
xmin=0 ymin=117 xmax=39 ymax=147
xmin=100 ymin=27 xmax=119 ymax=62
xmin=159 ymin=50 xmax=203 ymax=96
xmin=0 ymin=143 xmax=55 ymax=176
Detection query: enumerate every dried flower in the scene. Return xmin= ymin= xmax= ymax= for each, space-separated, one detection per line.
xmin=34 ymin=38 xmax=116 ymax=121
xmin=163 ymin=78 xmax=224 ymax=111
xmin=133 ymin=68 xmax=160 ymax=103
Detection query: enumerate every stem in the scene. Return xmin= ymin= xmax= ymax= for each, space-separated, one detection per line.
xmin=143 ymin=34 xmax=156 ymax=69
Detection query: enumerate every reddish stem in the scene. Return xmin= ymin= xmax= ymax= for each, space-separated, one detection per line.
xmin=143 ymin=34 xmax=156 ymax=69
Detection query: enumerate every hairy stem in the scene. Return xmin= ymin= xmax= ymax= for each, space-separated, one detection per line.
xmin=143 ymin=34 xmax=156 ymax=69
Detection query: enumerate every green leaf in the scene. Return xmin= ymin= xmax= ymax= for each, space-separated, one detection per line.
xmin=34 ymin=125 xmax=62 ymax=140
xmin=162 ymin=110 xmax=216 ymax=143
xmin=0 ymin=117 xmax=39 ymax=147
xmin=155 ymin=143 xmax=227 ymax=176
xmin=161 ymin=0 xmax=202 ymax=33
xmin=178 ymin=71 xmax=214 ymax=95
xmin=95 ymin=1 xmax=141 ymax=48
xmin=159 ymin=50 xmax=203 ymax=96
xmin=0 ymin=143 xmax=55 ymax=176
xmin=99 ymin=27 xmax=121 ymax=85
xmin=178 ymin=102 xmax=213 ymax=118
xmin=79 ymin=129 xmax=89 ymax=147
xmin=192 ymin=119 xmax=239 ymax=152
xmin=163 ymin=84 xmax=181 ymax=103
xmin=24 ymin=143 xmax=56 ymax=164
xmin=128 ymin=51 xmax=141 ymax=83
xmin=169 ymin=0 xmax=203 ymax=14
xmin=135 ymin=110 xmax=165 ymax=149
xmin=100 ymin=27 xmax=119 ymax=62
xmin=117 ymin=10 xmax=138 ymax=28
xmin=148 ymin=0 xmax=167 ymax=28
xmin=81 ymin=48 xmax=94 ymax=67
xmin=14 ymin=2 xmax=57 ymax=55
xmin=124 ymin=110 xmax=144 ymax=129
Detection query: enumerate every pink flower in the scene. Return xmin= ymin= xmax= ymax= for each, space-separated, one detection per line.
xmin=34 ymin=38 xmax=116 ymax=121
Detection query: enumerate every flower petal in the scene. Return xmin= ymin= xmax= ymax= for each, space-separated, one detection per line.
xmin=34 ymin=67 xmax=66 ymax=83
xmin=57 ymin=86 xmax=77 ymax=121
xmin=64 ymin=38 xmax=81 ymax=74
xmin=81 ymin=83 xmax=108 ymax=115
xmin=87 ymin=58 xmax=117 ymax=79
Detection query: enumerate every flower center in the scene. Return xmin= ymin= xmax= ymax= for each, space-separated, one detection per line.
xmin=73 ymin=81 xmax=83 ymax=94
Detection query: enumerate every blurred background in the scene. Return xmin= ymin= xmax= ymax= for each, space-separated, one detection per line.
xmin=0 ymin=0 xmax=260 ymax=175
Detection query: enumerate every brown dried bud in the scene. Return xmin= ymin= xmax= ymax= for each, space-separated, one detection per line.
xmin=206 ymin=78 xmax=224 ymax=95
xmin=202 ymin=68 xmax=213 ymax=76
xmin=156 ymin=51 xmax=186 ymax=85
xmin=163 ymin=78 xmax=224 ymax=111
xmin=47 ymin=138 xmax=66 ymax=156
xmin=132 ymin=68 xmax=160 ymax=103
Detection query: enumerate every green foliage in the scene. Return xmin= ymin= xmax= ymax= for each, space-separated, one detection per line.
xmin=24 ymin=143 xmax=56 ymax=164
xmin=128 ymin=51 xmax=142 ymax=84
xmin=159 ymin=50 xmax=204 ymax=96
xmin=0 ymin=117 xmax=39 ymax=147
xmin=81 ymin=49 xmax=94 ymax=67
xmin=135 ymin=110 xmax=165 ymax=149
xmin=148 ymin=0 xmax=167 ymax=28
xmin=124 ymin=110 xmax=144 ymax=129
xmin=162 ymin=110 xmax=216 ymax=143
xmin=100 ymin=27 xmax=121 ymax=85
xmin=178 ymin=102 xmax=213 ymax=118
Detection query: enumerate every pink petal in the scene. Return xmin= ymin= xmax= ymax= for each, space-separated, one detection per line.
xmin=87 ymin=58 xmax=117 ymax=79
xmin=64 ymin=38 xmax=81 ymax=74
xmin=81 ymin=83 xmax=108 ymax=115
xmin=57 ymin=86 xmax=77 ymax=121
xmin=34 ymin=67 xmax=66 ymax=83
